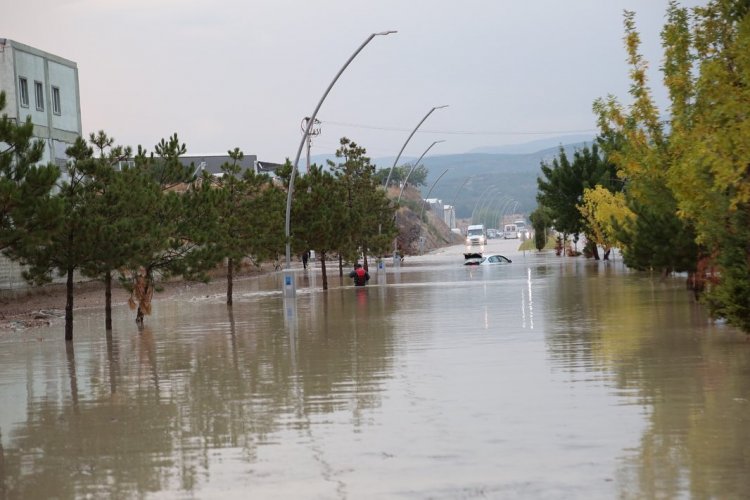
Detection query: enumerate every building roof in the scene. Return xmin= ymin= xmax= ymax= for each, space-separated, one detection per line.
xmin=179 ymin=154 xmax=258 ymax=176
xmin=177 ymin=155 xmax=285 ymax=177
xmin=256 ymin=161 xmax=284 ymax=174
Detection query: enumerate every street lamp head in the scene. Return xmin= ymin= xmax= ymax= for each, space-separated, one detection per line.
xmin=375 ymin=30 xmax=398 ymax=36
xmin=434 ymin=104 xmax=449 ymax=110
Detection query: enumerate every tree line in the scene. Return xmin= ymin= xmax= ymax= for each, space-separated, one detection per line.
xmin=532 ymin=0 xmax=750 ymax=333
xmin=1 ymin=104 xmax=397 ymax=340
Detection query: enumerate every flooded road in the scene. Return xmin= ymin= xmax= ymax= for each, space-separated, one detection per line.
xmin=1 ymin=240 xmax=749 ymax=499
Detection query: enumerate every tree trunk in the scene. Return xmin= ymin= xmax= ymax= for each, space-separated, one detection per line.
xmin=321 ymin=251 xmax=328 ymax=290
xmin=338 ymin=254 xmax=343 ymax=277
xmin=227 ymin=257 xmax=234 ymax=305
xmin=362 ymin=242 xmax=369 ymax=271
xmin=65 ymin=267 xmax=74 ymax=341
xmin=105 ymin=270 xmax=113 ymax=331
xmin=589 ymin=241 xmax=601 ymax=260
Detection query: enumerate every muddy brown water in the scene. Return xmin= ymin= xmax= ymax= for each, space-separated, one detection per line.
xmin=1 ymin=240 xmax=748 ymax=499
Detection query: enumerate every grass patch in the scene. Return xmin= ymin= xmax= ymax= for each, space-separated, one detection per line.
xmin=518 ymin=234 xmax=557 ymax=252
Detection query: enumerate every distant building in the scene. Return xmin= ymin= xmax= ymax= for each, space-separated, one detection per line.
xmin=0 ymin=38 xmax=82 ymax=169
xmin=180 ymin=154 xmax=258 ymax=177
xmin=178 ymin=155 xmax=287 ymax=178
xmin=443 ymin=204 xmax=456 ymax=229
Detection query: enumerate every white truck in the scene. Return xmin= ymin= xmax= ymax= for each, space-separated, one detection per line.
xmin=466 ymin=224 xmax=487 ymax=245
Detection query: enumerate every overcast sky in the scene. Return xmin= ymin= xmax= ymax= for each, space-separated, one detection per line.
xmin=5 ymin=0 xmax=706 ymax=163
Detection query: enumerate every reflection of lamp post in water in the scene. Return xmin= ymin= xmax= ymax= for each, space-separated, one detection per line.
xmin=283 ymin=30 xmax=396 ymax=298
xmin=418 ymin=168 xmax=449 ymax=255
xmin=300 ymin=116 xmax=321 ymax=173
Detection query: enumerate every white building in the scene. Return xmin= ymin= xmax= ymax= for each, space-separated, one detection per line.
xmin=0 ymin=38 xmax=82 ymax=168
xmin=425 ymin=198 xmax=456 ymax=228
xmin=0 ymin=39 xmax=82 ymax=292
xmin=443 ymin=204 xmax=456 ymax=229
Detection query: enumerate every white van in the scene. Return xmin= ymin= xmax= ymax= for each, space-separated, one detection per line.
xmin=466 ymin=224 xmax=487 ymax=245
xmin=503 ymin=224 xmax=518 ymax=239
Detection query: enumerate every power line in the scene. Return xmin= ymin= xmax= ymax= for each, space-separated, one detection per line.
xmin=318 ymin=120 xmax=597 ymax=136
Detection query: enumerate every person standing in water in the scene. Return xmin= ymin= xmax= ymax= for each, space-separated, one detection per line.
xmin=349 ymin=263 xmax=369 ymax=286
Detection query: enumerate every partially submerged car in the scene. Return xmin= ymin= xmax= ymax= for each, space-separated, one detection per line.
xmin=480 ymin=254 xmax=512 ymax=265
xmin=464 ymin=252 xmax=484 ymax=265
xmin=464 ymin=253 xmax=512 ymax=265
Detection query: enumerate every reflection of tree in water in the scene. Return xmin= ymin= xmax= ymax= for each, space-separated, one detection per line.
xmin=612 ymin=309 xmax=750 ymax=499
xmin=296 ymin=290 xmax=392 ymax=424
xmin=543 ymin=264 xmax=750 ymax=498
xmin=1 ymin=290 xmax=395 ymax=497
xmin=1 ymin=340 xmax=181 ymax=498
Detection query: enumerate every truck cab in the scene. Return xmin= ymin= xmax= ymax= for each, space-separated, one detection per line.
xmin=466 ymin=224 xmax=487 ymax=245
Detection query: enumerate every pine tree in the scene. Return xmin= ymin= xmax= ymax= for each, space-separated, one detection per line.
xmin=124 ymin=134 xmax=218 ymax=324
xmin=329 ymin=137 xmax=396 ymax=270
xmin=212 ymin=148 xmax=285 ymax=304
xmin=0 ymin=91 xmax=61 ymax=254
xmin=291 ymin=165 xmax=347 ymax=290
xmin=81 ymin=131 xmax=160 ymax=330
xmin=17 ymin=137 xmax=100 ymax=341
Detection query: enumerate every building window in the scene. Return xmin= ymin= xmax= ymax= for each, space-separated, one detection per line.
xmin=52 ymin=86 xmax=61 ymax=115
xmin=18 ymin=77 xmax=29 ymax=107
xmin=34 ymin=81 xmax=44 ymax=111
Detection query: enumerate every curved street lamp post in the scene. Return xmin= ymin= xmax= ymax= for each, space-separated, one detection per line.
xmin=470 ymin=184 xmax=498 ymax=224
xmin=397 ymin=139 xmax=445 ymax=204
xmin=383 ymin=105 xmax=448 ymax=189
xmin=283 ymin=30 xmax=396 ymax=297
xmin=418 ymin=168 xmax=449 ymax=254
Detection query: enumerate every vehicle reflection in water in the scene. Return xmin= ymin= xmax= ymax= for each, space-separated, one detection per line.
xmin=0 ymin=251 xmax=748 ymax=498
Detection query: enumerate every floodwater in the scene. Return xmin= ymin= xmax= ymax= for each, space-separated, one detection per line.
xmin=1 ymin=240 xmax=749 ymax=499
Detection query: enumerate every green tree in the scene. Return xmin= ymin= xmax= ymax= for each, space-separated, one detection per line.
xmin=329 ymin=137 xmax=396 ymax=271
xmin=661 ymin=0 xmax=750 ymax=330
xmin=536 ymin=143 xmax=619 ymax=259
xmin=530 ymin=205 xmax=553 ymax=251
xmin=212 ymin=148 xmax=285 ymax=304
xmin=17 ymin=137 xmax=100 ymax=341
xmin=402 ymin=164 xmax=429 ymax=188
xmin=125 ymin=134 xmax=218 ymax=324
xmin=594 ymin=8 xmax=699 ymax=274
xmin=81 ymin=131 xmax=160 ymax=330
xmin=290 ymin=164 xmax=347 ymax=289
xmin=0 ymin=91 xmax=61 ymax=253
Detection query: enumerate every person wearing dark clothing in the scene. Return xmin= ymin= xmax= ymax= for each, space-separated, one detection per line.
xmin=349 ymin=263 xmax=370 ymax=286
xmin=302 ymin=250 xmax=310 ymax=270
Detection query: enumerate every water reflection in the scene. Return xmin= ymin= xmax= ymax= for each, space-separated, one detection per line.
xmin=543 ymin=258 xmax=750 ymax=499
xmin=0 ymin=255 xmax=748 ymax=498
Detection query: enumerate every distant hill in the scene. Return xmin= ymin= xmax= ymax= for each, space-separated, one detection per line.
xmin=309 ymin=136 xmax=595 ymax=221
xmin=467 ymin=134 xmax=595 ymax=154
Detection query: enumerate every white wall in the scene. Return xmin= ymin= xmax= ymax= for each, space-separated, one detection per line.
xmin=0 ymin=40 xmax=81 ymax=167
xmin=48 ymin=61 xmax=79 ymax=133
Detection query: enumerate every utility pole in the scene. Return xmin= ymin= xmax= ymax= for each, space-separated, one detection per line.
xmin=301 ymin=116 xmax=322 ymax=173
